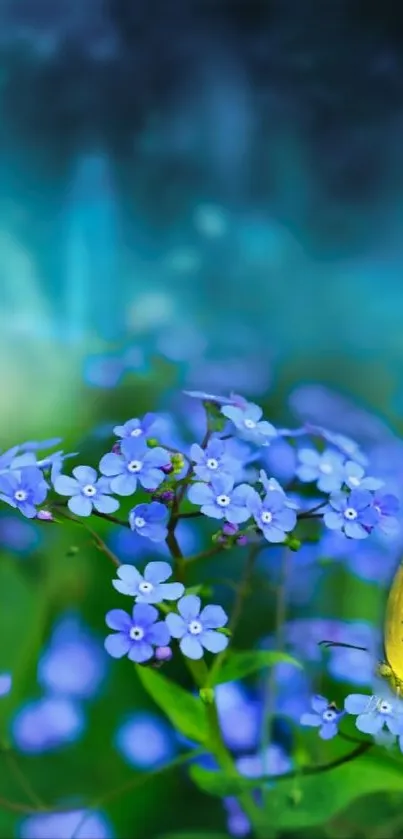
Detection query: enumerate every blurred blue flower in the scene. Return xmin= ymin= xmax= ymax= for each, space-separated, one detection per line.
xmin=247 ymin=490 xmax=297 ymax=543
xmin=221 ymin=402 xmax=276 ymax=446
xmin=190 ymin=438 xmax=238 ymax=482
xmin=296 ymin=448 xmax=345 ymax=493
xmin=112 ymin=561 xmax=184 ymax=603
xmin=0 ymin=673 xmax=11 ymax=696
xmin=0 ymin=514 xmax=40 ymax=555
xmin=54 ymin=466 xmax=119 ymax=517
xmin=373 ymin=492 xmax=400 ymax=535
xmin=128 ymin=502 xmax=169 ymax=542
xmin=105 ymin=603 xmax=170 ymax=663
xmin=236 ymin=743 xmax=291 ymax=778
xmin=12 ymin=697 xmax=85 ymax=753
xmin=166 ymin=595 xmax=228 ymax=660
xmin=300 ymin=695 xmax=344 ymax=739
xmin=324 ymin=489 xmax=379 ymax=539
xmin=108 ymin=517 xmax=198 ymax=562
xmin=345 ymin=692 xmax=403 ymax=736
xmin=18 ymin=439 xmax=63 ymax=452
xmin=216 ymin=682 xmax=261 ymax=752
xmin=223 ymin=797 xmax=251 ymax=838
xmin=188 ymin=475 xmax=252 ymax=524
xmin=115 ymin=712 xmax=176 ymax=769
xmin=306 ymin=425 xmax=368 ymax=467
xmin=99 ymin=439 xmax=169 ymax=495
xmin=37 ymin=616 xmax=107 ymax=700
xmin=0 ymin=445 xmax=20 ymax=472
xmin=113 ymin=413 xmax=160 ymax=440
xmin=83 ymin=353 xmax=125 ymax=389
xmin=0 ymin=468 xmax=48 ymax=518
xmin=184 ymin=391 xmax=244 ymax=406
xmin=19 ymin=810 xmax=113 ymax=839
xmin=343 ymin=461 xmax=384 ymax=491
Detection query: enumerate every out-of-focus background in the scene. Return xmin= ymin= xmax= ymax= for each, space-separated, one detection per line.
xmin=2 ymin=1 xmax=403 ymax=837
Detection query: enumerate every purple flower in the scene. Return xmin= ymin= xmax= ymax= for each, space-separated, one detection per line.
xmin=190 ymin=438 xmax=238 ymax=482
xmin=54 ymin=466 xmax=119 ymax=517
xmin=296 ymin=448 xmax=345 ymax=493
xmin=165 ymin=595 xmax=228 ymax=660
xmin=112 ymin=561 xmax=184 ymax=604
xmin=324 ymin=489 xmax=379 ymax=539
xmin=300 ymin=695 xmax=344 ymax=740
xmin=372 ymin=492 xmax=400 ymax=536
xmin=0 ymin=673 xmax=11 ymax=696
xmin=345 ymin=692 xmax=403 ymax=737
xmin=187 ymin=475 xmax=253 ymax=524
xmin=105 ymin=603 xmax=170 ymax=663
xmin=113 ymin=413 xmax=160 ymax=440
xmin=247 ymin=490 xmax=297 ymax=543
xmin=129 ymin=501 xmax=169 ymax=541
xmin=221 ymin=401 xmax=276 ymax=446
xmin=0 ymin=467 xmax=48 ymax=518
xmin=259 ymin=470 xmax=299 ymax=509
xmin=343 ymin=460 xmax=384 ymax=491
xmin=99 ymin=438 xmax=169 ymax=496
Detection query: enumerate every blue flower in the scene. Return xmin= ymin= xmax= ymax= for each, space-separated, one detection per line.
xmin=19 ymin=809 xmax=113 ymax=839
xmin=305 ymin=425 xmax=368 ymax=467
xmin=223 ymin=797 xmax=251 ymax=838
xmin=12 ymin=696 xmax=85 ymax=754
xmin=300 ymin=695 xmax=344 ymax=740
xmin=221 ymin=401 xmax=276 ymax=446
xmin=345 ymin=692 xmax=403 ymax=737
xmin=372 ymin=492 xmax=400 ymax=536
xmin=184 ymin=390 xmax=245 ymax=406
xmin=129 ymin=501 xmax=169 ymax=541
xmin=296 ymin=448 xmax=345 ymax=493
xmin=324 ymin=489 xmax=379 ymax=539
xmin=259 ymin=470 xmax=299 ymax=509
xmin=165 ymin=595 xmax=228 ymax=660
xmin=54 ymin=466 xmax=119 ymax=517
xmin=190 ymin=438 xmax=238 ymax=482
xmin=343 ymin=461 xmax=384 ymax=492
xmin=187 ymin=475 xmax=253 ymax=524
xmin=113 ymin=413 xmax=160 ymax=440
xmin=105 ymin=603 xmax=170 ymax=663
xmin=0 ymin=445 xmax=22 ymax=472
xmin=112 ymin=561 xmax=184 ymax=604
xmin=18 ymin=438 xmax=63 ymax=452
xmin=247 ymin=490 xmax=297 ymax=543
xmin=0 ymin=673 xmax=11 ymax=697
xmin=37 ymin=616 xmax=107 ymax=700
xmin=0 ymin=467 xmax=48 ymax=518
xmin=99 ymin=438 xmax=169 ymax=496
xmin=115 ymin=712 xmax=176 ymax=769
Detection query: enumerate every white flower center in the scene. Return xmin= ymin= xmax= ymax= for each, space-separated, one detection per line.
xmin=134 ymin=516 xmax=146 ymax=529
xmin=82 ymin=484 xmax=97 ymax=497
xmin=130 ymin=428 xmax=143 ymax=437
xmin=348 ymin=476 xmax=361 ymax=487
xmin=320 ymin=463 xmax=333 ymax=474
xmin=261 ymin=511 xmax=273 ymax=524
xmin=138 ymin=581 xmax=153 ymax=594
xmin=14 ymin=490 xmax=27 ymax=502
xmin=244 ymin=418 xmax=256 ymax=429
xmin=129 ymin=625 xmax=145 ymax=641
xmin=344 ymin=507 xmax=358 ymax=520
xmin=128 ymin=459 xmax=143 ymax=473
xmin=378 ymin=700 xmax=392 ymax=714
xmin=216 ymin=494 xmax=230 ymax=507
xmin=188 ymin=620 xmax=203 ymax=635
xmin=207 ymin=458 xmax=219 ymax=470
xmin=322 ymin=709 xmax=337 ymax=722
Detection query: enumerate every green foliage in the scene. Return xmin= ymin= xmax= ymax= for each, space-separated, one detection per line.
xmin=135 ymin=665 xmax=208 ymax=744
xmin=213 ymin=649 xmax=301 ymax=685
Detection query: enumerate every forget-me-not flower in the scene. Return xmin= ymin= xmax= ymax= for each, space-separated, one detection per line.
xmin=190 ymin=438 xmax=238 ymax=482
xmin=105 ymin=603 xmax=170 ymax=663
xmin=188 ymin=474 xmax=253 ymax=524
xmin=372 ymin=492 xmax=400 ymax=536
xmin=112 ymin=561 xmax=184 ymax=604
xmin=247 ymin=489 xmax=297 ymax=543
xmin=129 ymin=501 xmax=169 ymax=541
xmin=0 ymin=673 xmax=11 ymax=697
xmin=166 ymin=595 xmax=228 ymax=660
xmin=54 ymin=466 xmax=119 ymax=517
xmin=99 ymin=438 xmax=169 ymax=496
xmin=296 ymin=448 xmax=345 ymax=493
xmin=324 ymin=489 xmax=379 ymax=539
xmin=345 ymin=691 xmax=403 ymax=737
xmin=259 ymin=469 xmax=299 ymax=509
xmin=221 ymin=401 xmax=277 ymax=446
xmin=0 ymin=467 xmax=48 ymax=518
xmin=343 ymin=461 xmax=384 ymax=491
xmin=113 ymin=413 xmax=160 ymax=440
xmin=300 ymin=695 xmax=344 ymax=740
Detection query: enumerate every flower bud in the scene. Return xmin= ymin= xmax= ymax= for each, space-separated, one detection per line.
xmin=199 ymin=687 xmax=215 ymax=705
xmin=159 ymin=490 xmax=175 ymax=504
xmin=161 ymin=463 xmax=174 ymax=475
xmin=222 ymin=522 xmax=239 ymax=536
xmin=236 ymin=534 xmax=248 ymax=546
xmin=37 ymin=509 xmax=54 ymax=522
xmin=170 ymin=453 xmax=185 ymax=475
xmin=112 ymin=442 xmax=121 ymax=454
xmin=147 ymin=438 xmax=160 ymax=448
xmin=155 ymin=646 xmax=173 ymax=663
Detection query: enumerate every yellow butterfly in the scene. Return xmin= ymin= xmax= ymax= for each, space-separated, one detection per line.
xmin=320 ymin=560 xmax=403 ymax=696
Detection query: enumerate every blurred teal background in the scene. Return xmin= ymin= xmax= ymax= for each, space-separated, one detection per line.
xmin=2 ymin=1 xmax=403 ymax=837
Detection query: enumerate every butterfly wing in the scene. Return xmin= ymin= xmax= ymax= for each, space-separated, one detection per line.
xmin=384 ymin=561 xmax=403 ymax=683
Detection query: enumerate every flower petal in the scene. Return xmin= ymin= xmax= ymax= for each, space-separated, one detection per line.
xmin=200 ymin=604 xmax=228 ymax=629
xmin=300 ymin=713 xmax=321 ymax=727
xmin=132 ymin=603 xmax=158 ymax=627
xmin=53 ymin=475 xmax=80 ymax=496
xmin=110 ymin=473 xmax=138 ymax=496
xmin=106 ymin=609 xmax=132 ymax=630
xmin=200 ymin=630 xmax=229 ymax=654
xmin=128 ymin=642 xmax=154 ymax=663
xmin=319 ymin=722 xmax=338 ymax=740
xmin=158 ymin=582 xmax=185 ymax=601
xmin=104 ymin=633 xmax=131 ymax=658
xmin=99 ymin=453 xmax=123 ymax=477
xmin=93 ymin=494 xmax=120 ymax=514
xmin=147 ymin=621 xmax=171 ymax=646
xmin=178 ymin=595 xmax=201 ymax=621
xmin=68 ymin=495 xmax=92 ymax=517
xmin=73 ymin=465 xmax=98 ymax=484
xmin=144 ymin=561 xmax=172 ymax=584
xmin=356 ymin=712 xmax=383 ymax=735
xmin=311 ymin=695 xmax=329 ymax=714
xmin=344 ymin=694 xmax=372 ymax=715
xmin=165 ymin=613 xmax=186 ymax=638
xmin=180 ymin=635 xmax=204 ymax=660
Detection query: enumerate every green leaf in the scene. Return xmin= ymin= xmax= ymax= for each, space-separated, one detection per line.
xmin=213 ymin=649 xmax=301 ymax=685
xmin=0 ymin=560 xmax=49 ymax=742
xmin=190 ymin=753 xmax=403 ymax=832
xmin=135 ymin=666 xmax=208 ymax=744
